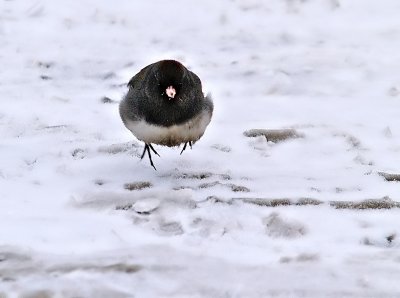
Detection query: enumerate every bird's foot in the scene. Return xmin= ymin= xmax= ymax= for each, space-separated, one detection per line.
xmin=180 ymin=141 xmax=193 ymax=155
xmin=140 ymin=143 xmax=159 ymax=170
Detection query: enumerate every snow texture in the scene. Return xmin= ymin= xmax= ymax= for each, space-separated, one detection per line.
xmin=1 ymin=0 xmax=400 ymax=296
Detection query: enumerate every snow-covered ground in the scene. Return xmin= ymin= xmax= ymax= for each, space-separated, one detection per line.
xmin=1 ymin=0 xmax=400 ymax=296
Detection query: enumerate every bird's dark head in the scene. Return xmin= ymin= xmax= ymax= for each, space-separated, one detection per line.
xmin=156 ymin=60 xmax=186 ymax=101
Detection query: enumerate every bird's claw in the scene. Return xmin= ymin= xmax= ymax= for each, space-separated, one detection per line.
xmin=141 ymin=143 xmax=159 ymax=170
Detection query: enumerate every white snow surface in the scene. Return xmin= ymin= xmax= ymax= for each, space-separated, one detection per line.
xmin=1 ymin=0 xmax=400 ymax=297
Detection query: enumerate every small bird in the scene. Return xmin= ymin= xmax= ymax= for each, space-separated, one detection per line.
xmin=119 ymin=60 xmax=213 ymax=170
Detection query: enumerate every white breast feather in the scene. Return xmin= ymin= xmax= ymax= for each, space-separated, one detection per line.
xmin=125 ymin=110 xmax=212 ymax=146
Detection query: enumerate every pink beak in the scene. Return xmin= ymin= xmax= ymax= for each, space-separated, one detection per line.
xmin=166 ymin=86 xmax=176 ymax=99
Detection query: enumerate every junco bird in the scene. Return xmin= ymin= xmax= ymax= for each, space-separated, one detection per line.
xmin=119 ymin=60 xmax=213 ymax=170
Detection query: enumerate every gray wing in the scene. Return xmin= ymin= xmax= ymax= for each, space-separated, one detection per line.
xmin=127 ymin=63 xmax=153 ymax=89
xmin=186 ymin=69 xmax=214 ymax=117
xmin=119 ymin=89 xmax=140 ymax=125
xmin=204 ymin=92 xmax=214 ymax=115
xmin=121 ymin=62 xmax=158 ymax=125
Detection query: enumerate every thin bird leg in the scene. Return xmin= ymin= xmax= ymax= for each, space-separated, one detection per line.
xmin=148 ymin=143 xmax=160 ymax=156
xmin=140 ymin=146 xmax=147 ymax=159
xmin=141 ymin=143 xmax=157 ymax=170
xmin=180 ymin=141 xmax=193 ymax=155
xmin=180 ymin=142 xmax=188 ymax=155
